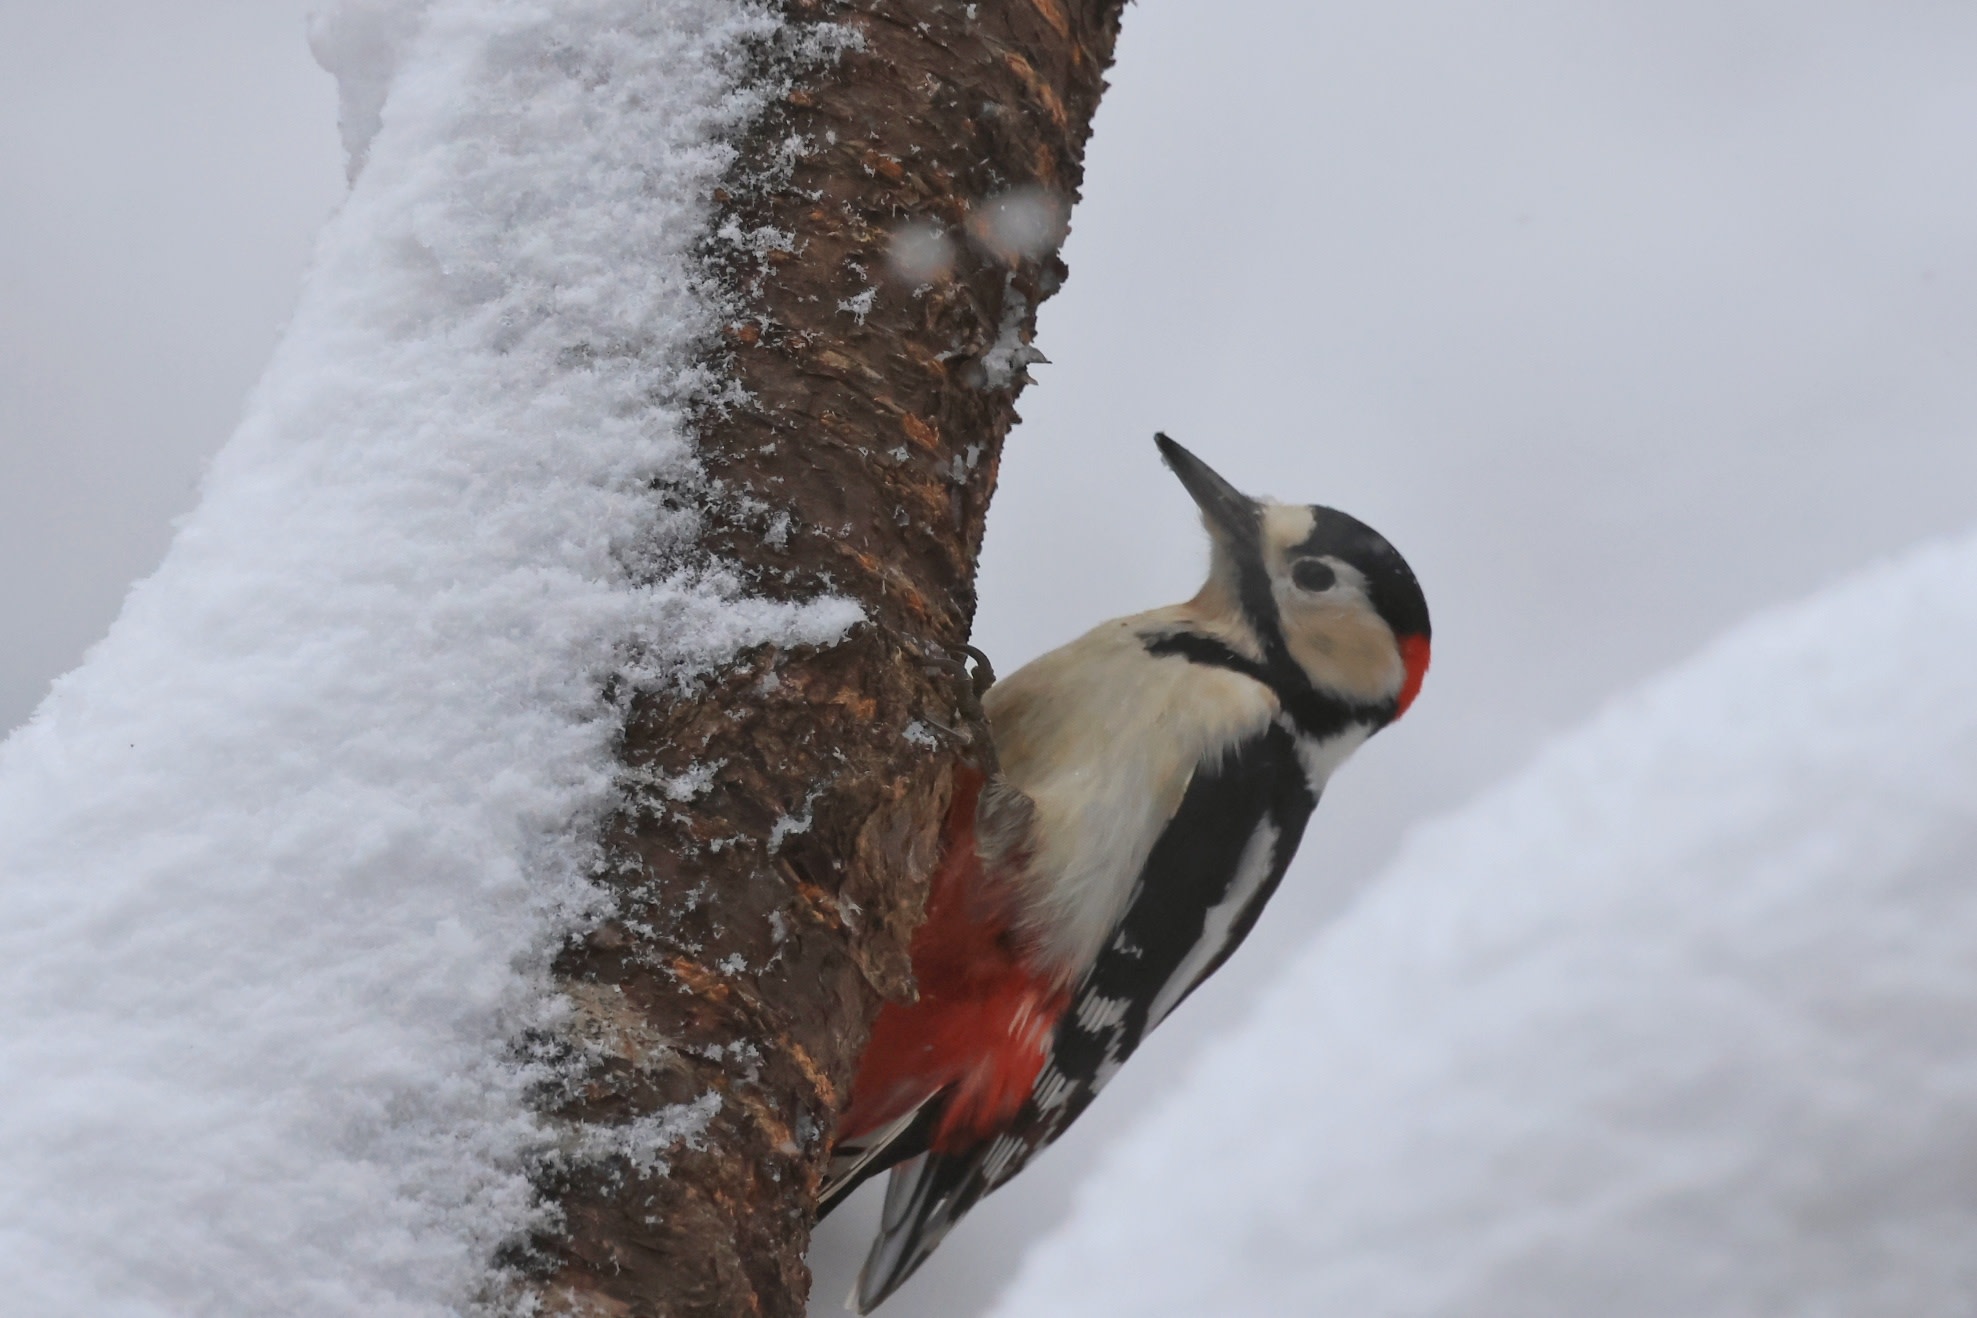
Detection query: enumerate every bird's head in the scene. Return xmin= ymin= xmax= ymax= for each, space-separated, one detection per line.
xmin=1157 ymin=432 xmax=1431 ymax=722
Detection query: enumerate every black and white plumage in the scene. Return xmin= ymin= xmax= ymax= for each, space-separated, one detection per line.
xmin=826 ymin=435 xmax=1432 ymax=1311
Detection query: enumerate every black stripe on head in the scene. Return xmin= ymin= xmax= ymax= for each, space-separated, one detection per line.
xmin=1143 ymin=631 xmax=1394 ymax=740
xmin=1297 ymin=506 xmax=1431 ymax=642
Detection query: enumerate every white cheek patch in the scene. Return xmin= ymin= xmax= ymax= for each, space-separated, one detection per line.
xmin=1280 ymin=598 xmax=1405 ymax=704
xmin=1256 ymin=528 xmax=1406 ymax=704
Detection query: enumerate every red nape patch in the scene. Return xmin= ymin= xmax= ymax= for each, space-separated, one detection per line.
xmin=837 ymin=767 xmax=1067 ymax=1154
xmin=1396 ymin=634 xmax=1432 ymax=717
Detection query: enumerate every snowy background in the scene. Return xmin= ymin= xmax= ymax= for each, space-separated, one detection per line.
xmin=4 ymin=1 xmax=1976 ymax=1315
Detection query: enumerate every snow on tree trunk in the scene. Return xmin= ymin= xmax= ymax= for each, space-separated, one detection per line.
xmin=0 ymin=2 xmax=1125 ymax=1316
xmin=988 ymin=529 xmax=1977 ymax=1318
xmin=529 ymin=5 xmax=1132 ymax=1314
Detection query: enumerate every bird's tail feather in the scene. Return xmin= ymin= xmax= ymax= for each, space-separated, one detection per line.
xmin=818 ymin=1102 xmax=931 ymax=1221
xmin=850 ymin=1141 xmax=1007 ymax=1313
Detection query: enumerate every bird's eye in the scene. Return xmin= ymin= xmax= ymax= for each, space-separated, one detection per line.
xmin=1291 ymin=558 xmax=1337 ymax=593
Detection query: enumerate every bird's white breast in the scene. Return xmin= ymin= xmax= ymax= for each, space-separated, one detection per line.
xmin=983 ymin=608 xmax=1281 ymax=980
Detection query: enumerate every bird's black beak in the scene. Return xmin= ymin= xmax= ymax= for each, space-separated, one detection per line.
xmin=1155 ymin=433 xmax=1260 ymax=546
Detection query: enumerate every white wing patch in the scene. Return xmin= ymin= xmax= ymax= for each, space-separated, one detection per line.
xmin=1074 ymin=993 xmax=1132 ymax=1033
xmin=1145 ymin=818 xmax=1281 ymax=1031
xmin=1033 ymin=1064 xmax=1077 ymax=1113
xmin=981 ymin=1134 xmax=1026 ymax=1185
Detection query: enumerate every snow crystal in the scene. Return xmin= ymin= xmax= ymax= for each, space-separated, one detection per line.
xmin=574 ymin=1092 xmax=722 ymax=1181
xmin=0 ymin=2 xmax=857 ymax=1315
xmin=767 ymin=789 xmax=824 ymax=854
xmin=838 ymin=287 xmax=878 ymax=322
xmin=992 ymin=529 xmax=1977 ymax=1318
xmin=637 ymin=759 xmax=724 ymax=805
xmin=975 ymin=286 xmax=1046 ymax=390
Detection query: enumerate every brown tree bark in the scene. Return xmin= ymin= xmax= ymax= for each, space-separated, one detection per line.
xmin=526 ymin=3 xmax=1130 ymax=1315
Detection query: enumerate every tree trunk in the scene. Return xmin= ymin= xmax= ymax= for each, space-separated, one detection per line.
xmin=531 ymin=3 xmax=1129 ymax=1315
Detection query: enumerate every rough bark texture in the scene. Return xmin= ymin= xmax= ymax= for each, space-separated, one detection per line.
xmin=529 ymin=3 xmax=1130 ymax=1315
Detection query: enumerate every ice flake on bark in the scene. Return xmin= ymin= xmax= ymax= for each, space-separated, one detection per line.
xmin=976 ymin=285 xmax=1047 ymax=388
xmin=838 ymin=286 xmax=879 ymax=321
xmin=571 ymin=1093 xmax=723 ymax=1182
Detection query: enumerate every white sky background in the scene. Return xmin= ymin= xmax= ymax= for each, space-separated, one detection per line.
xmin=0 ymin=2 xmax=346 ymax=728
xmin=3 ymin=2 xmax=1975 ymax=1315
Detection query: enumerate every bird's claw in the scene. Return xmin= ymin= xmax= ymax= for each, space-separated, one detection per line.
xmin=960 ymin=645 xmax=996 ymax=699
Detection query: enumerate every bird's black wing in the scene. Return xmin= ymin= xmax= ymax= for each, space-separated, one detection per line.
xmin=1020 ymin=718 xmax=1317 ymax=1156
xmin=849 ymin=721 xmax=1317 ymax=1312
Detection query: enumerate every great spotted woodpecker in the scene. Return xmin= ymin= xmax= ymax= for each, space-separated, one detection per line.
xmin=821 ymin=435 xmax=1431 ymax=1310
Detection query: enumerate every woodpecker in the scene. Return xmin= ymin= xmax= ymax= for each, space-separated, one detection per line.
xmin=821 ymin=435 xmax=1431 ymax=1311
